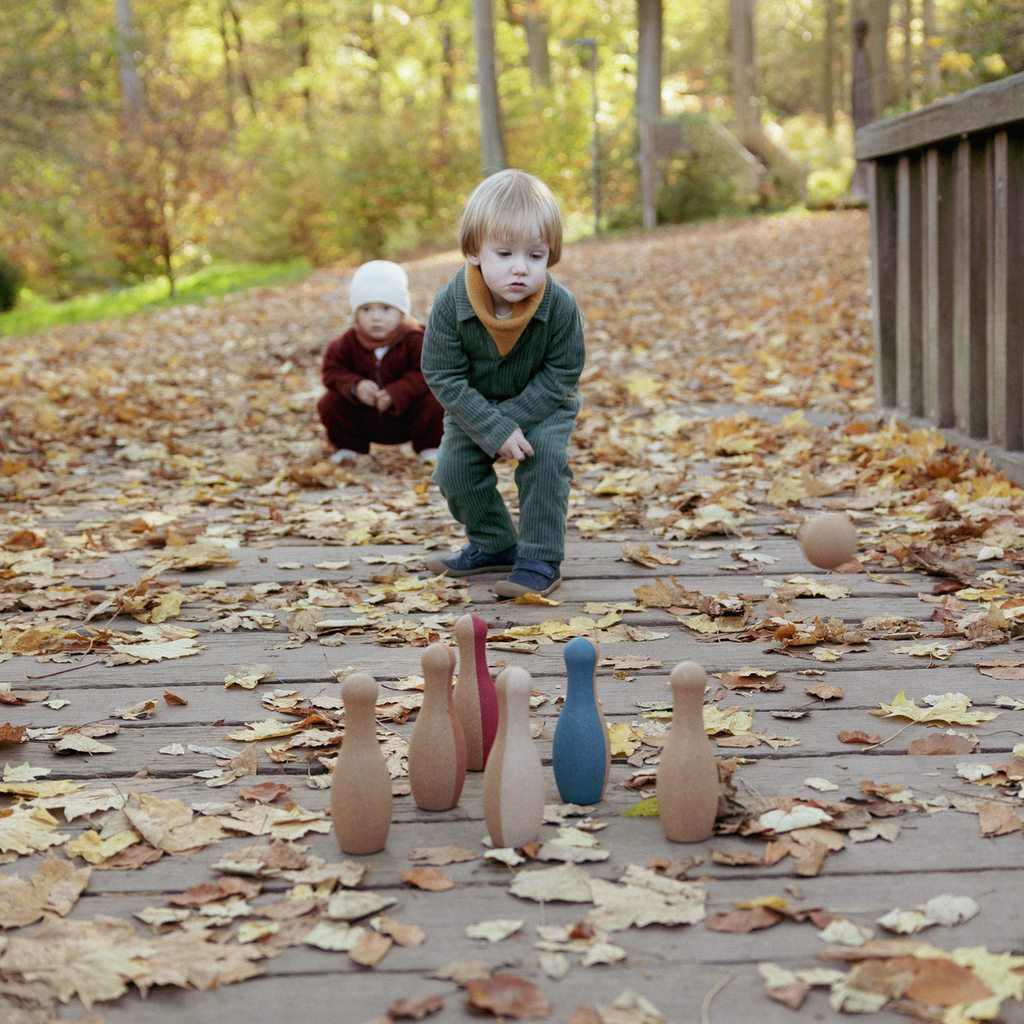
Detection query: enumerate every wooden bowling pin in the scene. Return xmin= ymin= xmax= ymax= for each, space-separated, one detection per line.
xmin=483 ymin=666 xmax=545 ymax=849
xmin=408 ymin=643 xmax=466 ymax=811
xmin=658 ymin=662 xmax=719 ymax=843
xmin=453 ymin=613 xmax=498 ymax=771
xmin=331 ymin=672 xmax=392 ymax=854
xmin=552 ymin=636 xmax=611 ymax=805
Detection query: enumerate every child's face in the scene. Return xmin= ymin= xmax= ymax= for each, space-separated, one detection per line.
xmin=467 ymin=234 xmax=549 ymax=316
xmin=356 ymin=302 xmax=404 ymax=340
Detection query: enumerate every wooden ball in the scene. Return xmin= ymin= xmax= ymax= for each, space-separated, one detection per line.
xmin=799 ymin=513 xmax=857 ymax=569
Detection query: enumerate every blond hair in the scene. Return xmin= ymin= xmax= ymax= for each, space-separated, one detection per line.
xmin=459 ymin=169 xmax=563 ymax=267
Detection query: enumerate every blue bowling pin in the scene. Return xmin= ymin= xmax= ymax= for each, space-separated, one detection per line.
xmin=552 ymin=636 xmax=610 ymax=805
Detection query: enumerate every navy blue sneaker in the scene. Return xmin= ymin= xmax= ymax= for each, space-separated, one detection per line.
xmin=425 ymin=541 xmax=518 ymax=577
xmin=494 ymin=559 xmax=562 ymax=598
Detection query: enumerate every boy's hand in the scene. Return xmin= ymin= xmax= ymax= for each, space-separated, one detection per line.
xmin=375 ymin=390 xmax=393 ymax=412
xmin=498 ymin=428 xmax=534 ymax=461
xmin=355 ymin=380 xmax=380 ymax=406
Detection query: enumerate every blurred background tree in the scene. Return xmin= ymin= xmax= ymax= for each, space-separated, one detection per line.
xmin=0 ymin=0 xmax=1019 ymax=308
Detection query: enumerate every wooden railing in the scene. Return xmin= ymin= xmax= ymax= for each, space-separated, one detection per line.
xmin=855 ymin=73 xmax=1024 ymax=476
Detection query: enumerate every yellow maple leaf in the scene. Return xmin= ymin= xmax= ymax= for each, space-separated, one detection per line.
xmin=702 ymin=706 xmax=754 ymax=735
xmin=871 ymin=691 xmax=1001 ymax=727
xmin=607 ymin=723 xmax=643 ymax=757
xmin=63 ymin=829 xmax=141 ymax=864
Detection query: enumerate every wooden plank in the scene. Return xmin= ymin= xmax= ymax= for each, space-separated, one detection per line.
xmin=855 ymin=70 xmax=1024 ymax=159
xmin=870 ymin=159 xmax=899 ymax=410
xmin=953 ymin=136 xmax=990 ymax=438
xmin=895 ymin=153 xmax=924 ymax=417
xmin=986 ymin=130 xmax=1020 ymax=449
xmin=923 ymin=143 xmax=956 ymax=426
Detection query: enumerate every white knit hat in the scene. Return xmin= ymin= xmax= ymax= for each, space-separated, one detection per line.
xmin=349 ymin=260 xmax=411 ymax=315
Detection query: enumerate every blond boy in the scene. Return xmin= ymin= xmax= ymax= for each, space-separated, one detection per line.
xmin=422 ymin=170 xmax=585 ymax=598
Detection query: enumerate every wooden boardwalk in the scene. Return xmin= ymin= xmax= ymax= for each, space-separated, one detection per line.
xmin=3 ymin=456 xmax=1024 ymax=1024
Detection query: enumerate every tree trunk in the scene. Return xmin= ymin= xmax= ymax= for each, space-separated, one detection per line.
xmin=637 ymin=0 xmax=662 ymax=230
xmin=524 ymin=1 xmax=551 ymax=91
xmin=473 ymin=0 xmax=506 ymax=176
xmin=115 ymin=0 xmax=144 ymax=126
xmin=636 ymin=0 xmax=662 ymax=124
xmin=902 ymin=0 xmax=913 ymax=104
xmin=921 ymin=0 xmax=939 ymax=93
xmin=823 ymin=0 xmax=835 ymax=129
xmin=224 ymin=0 xmax=256 ymax=117
xmin=863 ymin=0 xmax=891 ymax=119
xmin=730 ymin=0 xmax=764 ymax=157
xmin=297 ymin=0 xmax=312 ymax=112
xmin=218 ymin=5 xmax=237 ymax=130
xmin=440 ymin=24 xmax=454 ymax=105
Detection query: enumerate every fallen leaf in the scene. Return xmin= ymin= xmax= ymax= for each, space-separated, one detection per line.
xmin=706 ymin=907 xmax=782 ymax=933
xmin=348 ymin=929 xmax=393 ymax=967
xmin=907 ymin=733 xmax=978 ymax=755
xmin=401 ymin=868 xmax=454 ymax=892
xmin=238 ymin=782 xmax=291 ymax=804
xmin=388 ymin=993 xmax=444 ymax=1019
xmin=408 ymin=845 xmax=476 ymax=865
xmin=509 ymin=864 xmax=594 ymax=904
xmin=464 ymin=975 xmax=550 ymax=1019
xmin=465 ymin=919 xmax=524 ymax=943
xmin=838 ymin=730 xmax=881 ymax=744
xmin=804 ymin=684 xmax=843 ymax=700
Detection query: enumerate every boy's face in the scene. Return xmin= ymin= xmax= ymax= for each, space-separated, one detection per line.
xmin=467 ymin=234 xmax=549 ymax=317
xmin=355 ymin=302 xmax=404 ymax=340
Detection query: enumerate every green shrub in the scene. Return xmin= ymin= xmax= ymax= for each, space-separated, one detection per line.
xmin=656 ymin=113 xmax=753 ymax=224
xmin=0 ymin=257 xmax=26 ymax=312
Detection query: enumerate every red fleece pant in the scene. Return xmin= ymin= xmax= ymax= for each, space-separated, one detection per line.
xmin=317 ymin=389 xmax=444 ymax=454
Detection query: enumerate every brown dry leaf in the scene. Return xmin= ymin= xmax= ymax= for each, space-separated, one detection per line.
xmin=709 ymin=849 xmax=764 ymax=867
xmin=401 ymin=868 xmax=454 ymax=892
xmin=238 ymin=781 xmax=291 ymax=804
xmin=0 ymin=852 xmax=90 ymax=928
xmin=906 ymin=733 xmax=978 ymax=755
xmin=902 ymin=956 xmax=994 ymax=1005
xmin=0 ymin=723 xmax=28 ymax=746
xmin=408 ymin=844 xmax=476 ymax=865
xmin=765 ymin=827 xmax=846 ymax=877
xmin=620 ymin=542 xmax=680 ymax=569
xmin=388 ymin=993 xmax=444 ymax=1019
xmin=977 ymin=801 xmax=1023 ymax=836
xmin=464 ymin=975 xmax=551 ymax=1020
xmin=348 ymin=929 xmax=393 ymax=968
xmin=720 ymin=668 xmax=782 ymax=691
xmin=566 ymin=1009 xmax=603 ymax=1024
xmin=122 ymin=793 xmax=227 ymax=854
xmin=805 ymin=684 xmax=843 ymax=700
xmin=377 ymin=914 xmax=426 ymax=947
xmin=767 ymin=982 xmax=812 ymax=1010
xmin=163 ymin=689 xmax=188 ymax=705
xmin=93 ymin=843 xmax=164 ymax=871
xmin=838 ymin=730 xmax=882 ymax=744
xmin=705 ymin=907 xmax=782 ymax=932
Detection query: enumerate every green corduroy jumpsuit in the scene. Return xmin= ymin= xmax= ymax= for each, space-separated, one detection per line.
xmin=421 ymin=265 xmax=585 ymax=564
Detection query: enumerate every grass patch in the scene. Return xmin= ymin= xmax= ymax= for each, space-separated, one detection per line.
xmin=0 ymin=258 xmax=313 ymax=338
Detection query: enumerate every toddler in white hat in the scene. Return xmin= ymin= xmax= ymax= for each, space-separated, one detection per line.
xmin=318 ymin=261 xmax=444 ymax=464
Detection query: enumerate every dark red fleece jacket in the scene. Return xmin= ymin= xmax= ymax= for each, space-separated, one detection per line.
xmin=320 ymin=322 xmax=432 ymax=417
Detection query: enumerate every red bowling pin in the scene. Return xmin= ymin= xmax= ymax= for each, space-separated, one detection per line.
xmin=483 ymin=666 xmax=545 ymax=849
xmin=331 ymin=672 xmax=392 ymax=854
xmin=408 ymin=643 xmax=466 ymax=811
xmin=657 ymin=662 xmax=718 ymax=843
xmin=453 ymin=613 xmax=498 ymax=771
